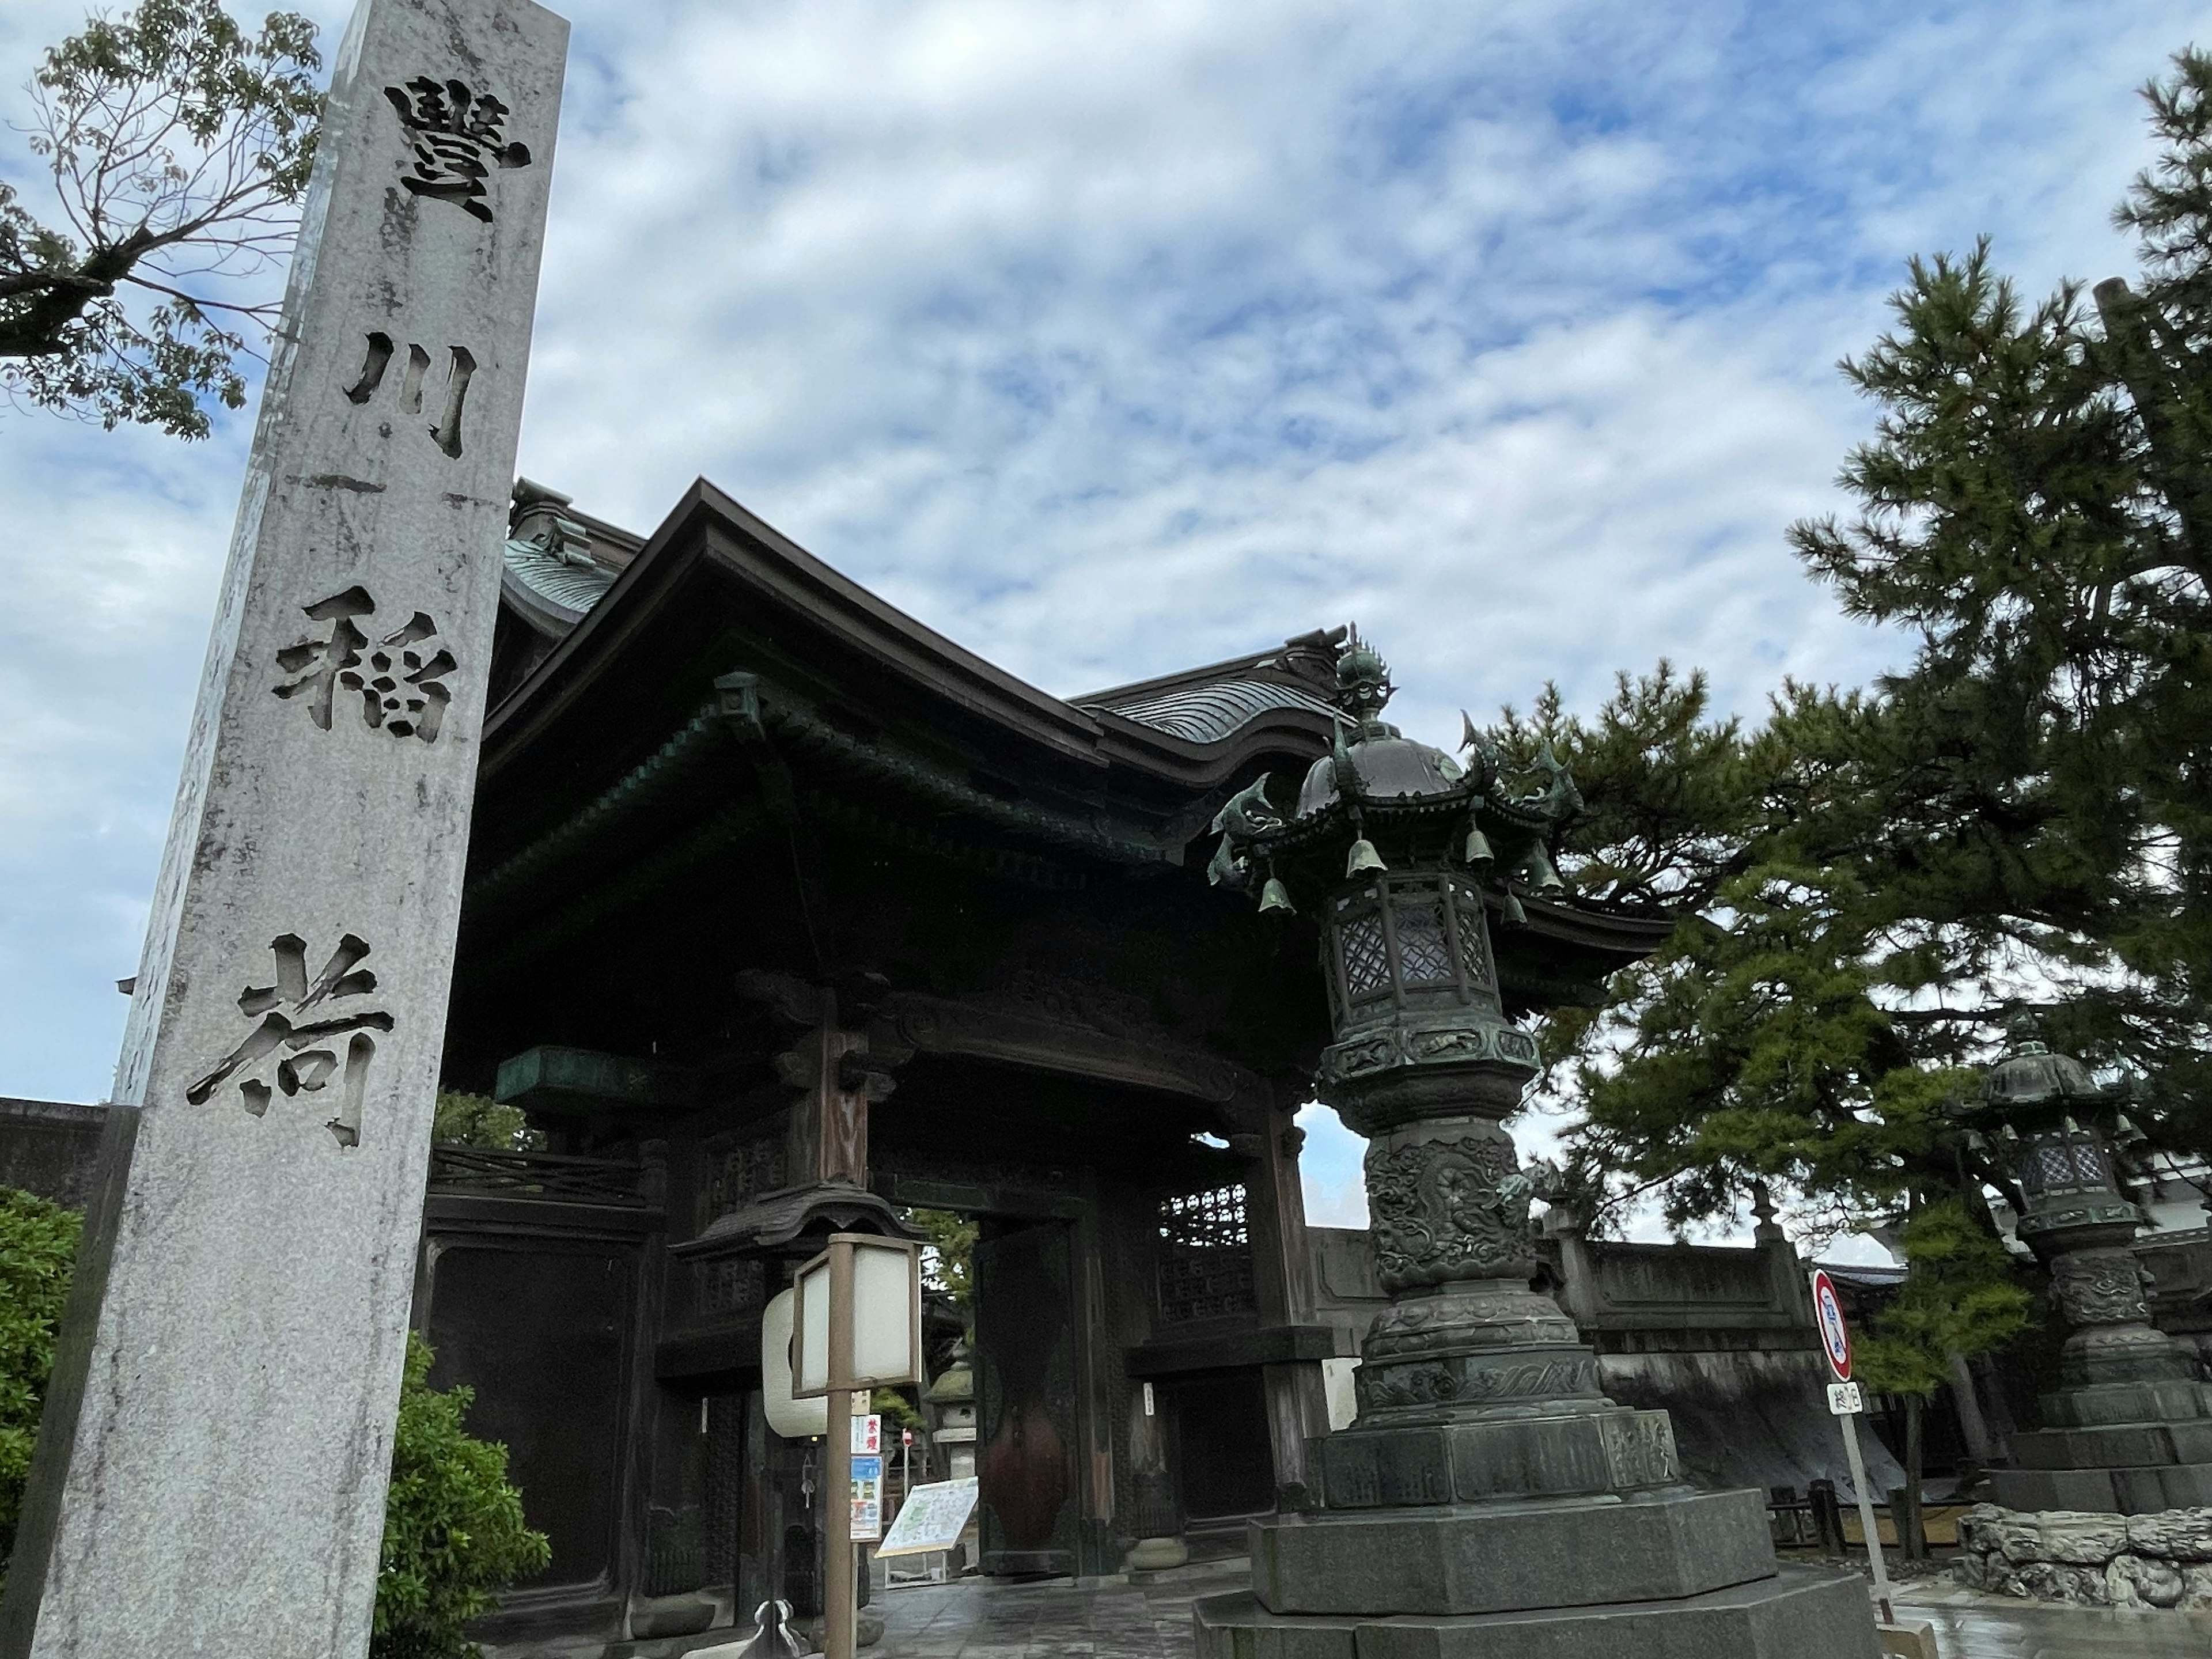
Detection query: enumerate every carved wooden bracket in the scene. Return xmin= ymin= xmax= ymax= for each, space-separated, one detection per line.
xmin=737 ymin=969 xmax=912 ymax=1187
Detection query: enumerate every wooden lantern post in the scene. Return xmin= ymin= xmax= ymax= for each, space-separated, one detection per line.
xmin=792 ymin=1233 xmax=923 ymax=1659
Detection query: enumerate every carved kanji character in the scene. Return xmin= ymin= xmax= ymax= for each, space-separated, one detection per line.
xmin=383 ymin=75 xmax=533 ymax=223
xmin=342 ymin=612 xmax=456 ymax=743
xmin=275 ymin=590 xmax=459 ymax=743
xmin=185 ymin=933 xmax=396 ymax=1146
xmin=272 ymin=586 xmax=373 ymax=731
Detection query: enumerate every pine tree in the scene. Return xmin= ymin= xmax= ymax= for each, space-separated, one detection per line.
xmin=1528 ymin=50 xmax=2212 ymax=1251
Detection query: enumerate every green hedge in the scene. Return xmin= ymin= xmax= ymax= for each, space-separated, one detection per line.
xmin=374 ymin=1331 xmax=551 ymax=1658
xmin=0 ymin=1189 xmax=81 ymax=1567
xmin=0 ymin=1189 xmax=547 ymax=1657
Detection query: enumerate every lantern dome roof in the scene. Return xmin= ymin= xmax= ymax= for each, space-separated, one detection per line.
xmin=1978 ymin=1015 xmax=2108 ymax=1115
xmin=1296 ymin=735 xmax=1465 ymax=815
xmin=1290 ymin=631 xmax=1476 ymax=817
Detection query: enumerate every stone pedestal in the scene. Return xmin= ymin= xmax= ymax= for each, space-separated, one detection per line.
xmin=1984 ymin=1263 xmax=2212 ymax=1510
xmin=0 ymin=4 xmax=565 ymax=1657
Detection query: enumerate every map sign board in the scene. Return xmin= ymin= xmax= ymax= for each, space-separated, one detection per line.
xmin=1809 ymin=1269 xmax=1853 ymax=1381
xmin=875 ymin=1478 xmax=981 ymax=1558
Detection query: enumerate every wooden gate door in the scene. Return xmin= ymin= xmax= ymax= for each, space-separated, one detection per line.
xmin=973 ymin=1220 xmax=1081 ymax=1575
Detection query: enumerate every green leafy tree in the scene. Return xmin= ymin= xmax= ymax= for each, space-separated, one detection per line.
xmin=0 ymin=1189 xmax=82 ymax=1571
xmin=432 ymin=1089 xmax=541 ymax=1153
xmin=1 ymin=0 xmax=321 ymax=437
xmin=908 ymin=1207 xmax=976 ymax=1310
xmin=1852 ymin=1200 xmax=2033 ymax=1560
xmin=870 ymin=1388 xmax=922 ymax=1434
xmin=374 ymin=1332 xmax=551 ymax=1659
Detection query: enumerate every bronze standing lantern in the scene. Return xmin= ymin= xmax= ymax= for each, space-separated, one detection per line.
xmin=1192 ymin=634 xmax=1877 ymax=1656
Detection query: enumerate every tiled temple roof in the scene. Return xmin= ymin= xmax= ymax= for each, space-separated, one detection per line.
xmin=1086 ymin=677 xmax=1340 ymax=745
xmin=502 ymin=533 xmax=618 ymax=626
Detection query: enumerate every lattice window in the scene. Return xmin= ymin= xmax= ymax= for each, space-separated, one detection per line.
xmin=1157 ymin=1184 xmax=1256 ymax=1324
xmin=1455 ymin=892 xmax=1492 ymax=986
xmin=1393 ymin=896 xmax=1453 ymax=986
xmin=1340 ymin=914 xmax=1390 ymax=999
xmin=2029 ymin=1137 xmax=2107 ymax=1192
xmin=703 ymin=1391 xmax=744 ymax=1587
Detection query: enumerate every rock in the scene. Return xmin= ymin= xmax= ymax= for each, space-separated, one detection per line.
xmin=1950 ymin=1550 xmax=1987 ymax=1591
xmin=2182 ymin=1565 xmax=2212 ymax=1610
xmin=2015 ymin=1560 xmax=2109 ymax=1604
xmin=1992 ymin=1520 xmax=2047 ymax=1564
xmin=2034 ymin=1512 xmax=2130 ymax=1565
xmin=2126 ymin=1508 xmax=2212 ymax=1561
xmin=1127 ymin=1536 xmax=1190 ymax=1571
xmin=2108 ymin=1554 xmax=2186 ymax=1608
xmin=791 ymin=1611 xmax=886 ymax=1649
xmin=1955 ymin=1505 xmax=2006 ymax=1555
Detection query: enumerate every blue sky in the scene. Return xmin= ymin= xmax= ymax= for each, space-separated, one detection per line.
xmin=1 ymin=0 xmax=2200 ymax=1238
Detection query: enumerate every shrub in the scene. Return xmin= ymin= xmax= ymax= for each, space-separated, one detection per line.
xmin=431 ymin=1090 xmax=541 ymax=1152
xmin=0 ymin=1188 xmax=82 ymax=1569
xmin=0 ymin=1185 xmax=545 ymax=1650
xmin=374 ymin=1332 xmax=550 ymax=1658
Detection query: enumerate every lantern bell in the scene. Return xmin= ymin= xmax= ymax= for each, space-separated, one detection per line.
xmin=1346 ymin=838 xmax=1386 ymax=877
xmin=1462 ymin=826 xmax=1494 ymax=868
xmin=1259 ymin=876 xmax=1295 ymax=915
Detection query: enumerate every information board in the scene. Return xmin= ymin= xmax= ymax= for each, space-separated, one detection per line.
xmin=875 ymin=1478 xmax=981 ymax=1557
xmin=850 ymin=1454 xmax=884 ymax=1541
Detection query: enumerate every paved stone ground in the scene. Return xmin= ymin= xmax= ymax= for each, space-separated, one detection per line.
xmin=846 ymin=1566 xmax=2212 ymax=1659
xmin=867 ymin=1566 xmax=1232 ymax=1658
xmin=1892 ymin=1582 xmax=2212 ymax=1658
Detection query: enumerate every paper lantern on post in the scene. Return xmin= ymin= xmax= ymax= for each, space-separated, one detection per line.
xmin=789 ymin=1232 xmax=923 ymax=1397
xmin=760 ymin=1287 xmax=830 ymax=1439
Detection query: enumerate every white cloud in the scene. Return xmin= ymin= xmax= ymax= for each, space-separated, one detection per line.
xmin=2 ymin=0 xmax=2202 ymax=1101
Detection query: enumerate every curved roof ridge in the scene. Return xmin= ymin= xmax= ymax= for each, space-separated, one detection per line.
xmin=1091 ymin=676 xmax=1340 ymax=745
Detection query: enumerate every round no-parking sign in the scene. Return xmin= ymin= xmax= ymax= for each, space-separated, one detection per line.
xmin=1809 ymin=1269 xmax=1852 ymax=1381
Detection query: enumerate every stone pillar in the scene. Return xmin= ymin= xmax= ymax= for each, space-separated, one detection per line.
xmin=0 ymin=5 xmax=565 ymax=1656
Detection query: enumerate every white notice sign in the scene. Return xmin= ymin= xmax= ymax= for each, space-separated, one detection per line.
xmin=875 ymin=1478 xmax=982 ymax=1557
xmin=1827 ymin=1381 xmax=1865 ymax=1415
xmin=853 ymin=1412 xmax=882 ymax=1456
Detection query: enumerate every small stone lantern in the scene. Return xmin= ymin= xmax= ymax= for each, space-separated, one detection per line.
xmin=1960 ymin=1019 xmax=2212 ymax=1512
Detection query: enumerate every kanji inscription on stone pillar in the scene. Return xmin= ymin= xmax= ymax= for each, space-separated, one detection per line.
xmin=0 ymin=3 xmax=566 ymax=1656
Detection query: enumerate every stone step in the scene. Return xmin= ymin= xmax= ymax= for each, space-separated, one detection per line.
xmin=1192 ymin=1564 xmax=1879 ymax=1659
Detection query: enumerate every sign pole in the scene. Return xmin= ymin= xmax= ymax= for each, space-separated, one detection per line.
xmin=1809 ymin=1268 xmax=1893 ymax=1626
xmin=1837 ymin=1409 xmax=1895 ymax=1624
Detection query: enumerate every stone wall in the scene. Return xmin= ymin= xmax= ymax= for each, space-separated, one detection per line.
xmin=1309 ymin=1225 xmax=1905 ymax=1497
xmin=1954 ymin=1503 xmax=2212 ymax=1607
xmin=0 ymin=1097 xmax=107 ymax=1209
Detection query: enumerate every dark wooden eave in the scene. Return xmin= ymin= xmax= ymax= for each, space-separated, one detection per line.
xmin=480 ymin=478 xmax=1338 ymax=817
